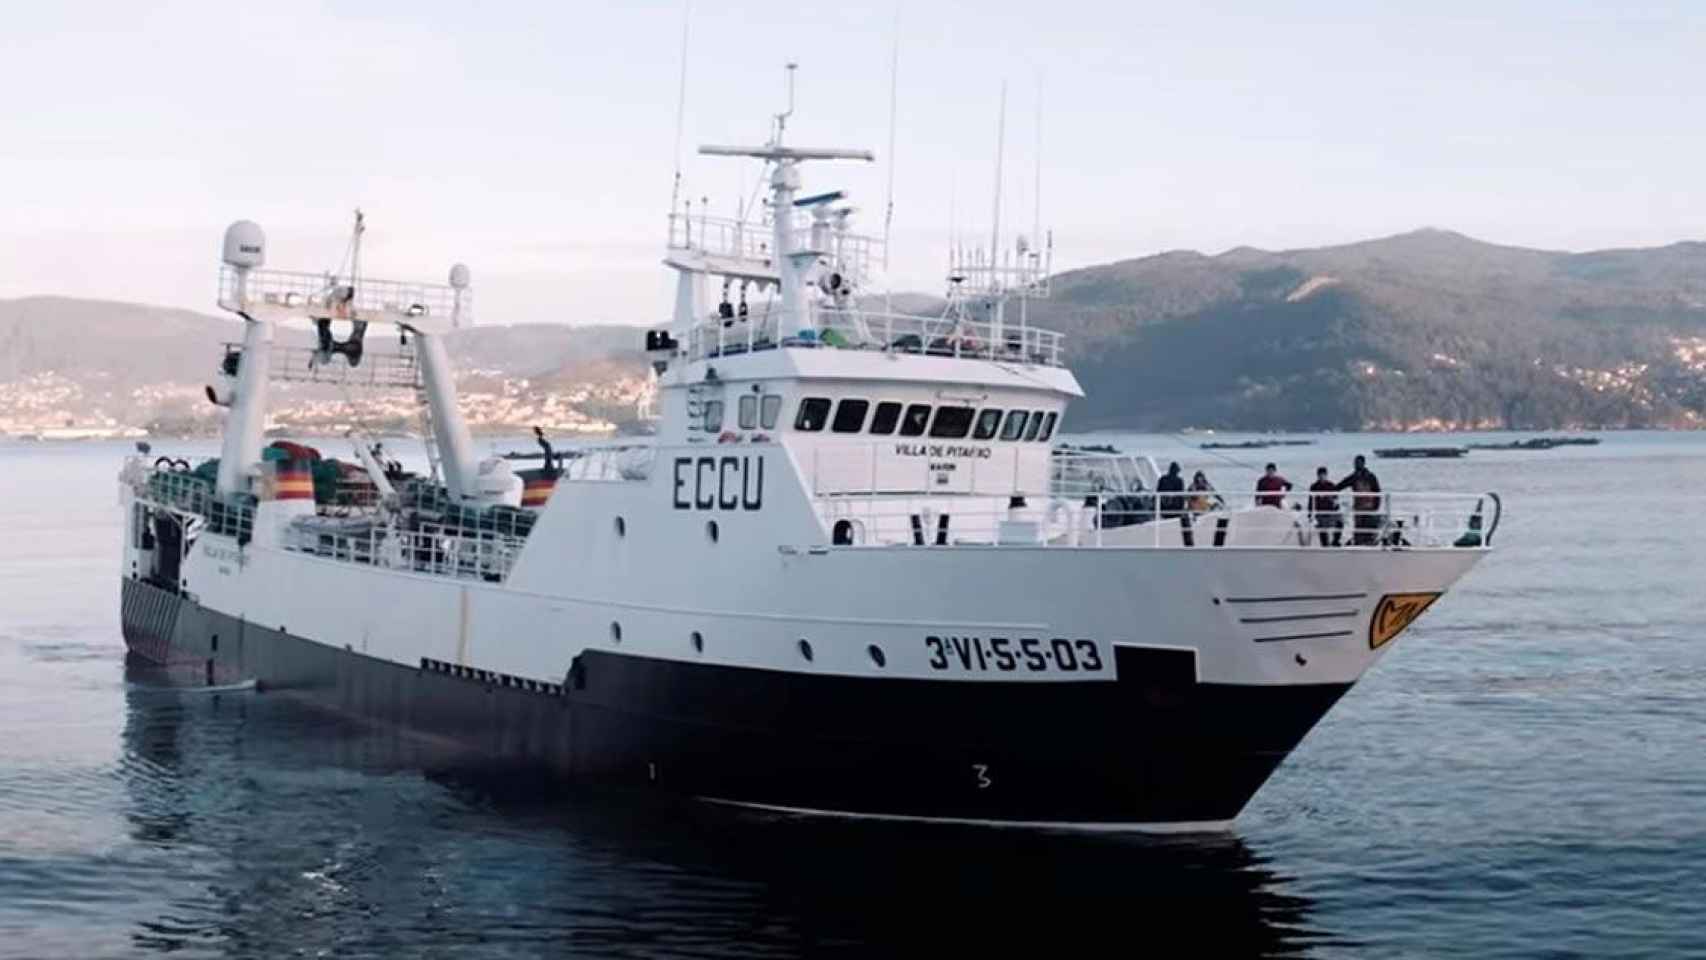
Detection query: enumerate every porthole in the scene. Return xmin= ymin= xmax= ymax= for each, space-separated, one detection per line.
xmin=614 ymin=516 xmax=627 ymax=538
xmin=691 ymin=631 xmax=704 ymax=654
xmin=610 ymin=621 xmax=622 ymax=643
xmin=706 ymin=519 xmax=720 ymax=544
xmin=798 ymin=639 xmax=814 ymax=662
xmin=867 ymin=644 xmax=886 ymax=667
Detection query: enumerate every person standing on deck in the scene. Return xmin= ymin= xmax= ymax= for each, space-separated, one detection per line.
xmin=1157 ymin=462 xmax=1186 ymax=520
xmin=1188 ymin=470 xmax=1224 ymax=513
xmin=1336 ymin=454 xmax=1383 ymax=545
xmin=1309 ymin=466 xmax=1343 ymax=546
xmin=1254 ymin=463 xmax=1292 ymax=508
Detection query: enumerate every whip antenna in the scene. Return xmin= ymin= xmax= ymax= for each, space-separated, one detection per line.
xmin=668 ymin=0 xmax=692 ymax=219
xmin=882 ymin=6 xmax=900 ymax=311
xmin=1033 ymin=75 xmax=1042 ymax=264
xmin=990 ymin=81 xmax=1007 ymax=293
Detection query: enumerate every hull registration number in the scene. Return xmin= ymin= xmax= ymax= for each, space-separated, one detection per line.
xmin=924 ymin=636 xmax=1108 ymax=674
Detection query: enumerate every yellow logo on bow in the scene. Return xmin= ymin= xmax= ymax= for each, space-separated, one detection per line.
xmin=1369 ymin=592 xmax=1442 ymax=650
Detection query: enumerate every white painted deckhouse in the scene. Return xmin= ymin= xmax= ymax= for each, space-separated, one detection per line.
xmin=119 ymin=82 xmax=1500 ymax=830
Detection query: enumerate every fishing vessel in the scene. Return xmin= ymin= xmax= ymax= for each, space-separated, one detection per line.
xmin=118 ymin=85 xmax=1501 ymax=831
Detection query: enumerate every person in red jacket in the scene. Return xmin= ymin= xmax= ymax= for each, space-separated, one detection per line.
xmin=1254 ymin=463 xmax=1292 ymax=508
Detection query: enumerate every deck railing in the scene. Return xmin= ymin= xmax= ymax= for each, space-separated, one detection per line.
xmin=218 ymin=265 xmax=467 ymax=326
xmin=816 ymin=489 xmax=1499 ymax=551
xmin=794 ymin=446 xmax=1497 ymax=549
xmin=123 ymin=458 xmax=255 ymax=543
xmin=684 ymin=305 xmax=1066 ymax=368
xmin=256 ymin=343 xmax=422 ymax=390
xmin=281 ymin=519 xmax=523 ymax=582
xmin=560 ymin=445 xmax=656 ymax=483
xmin=667 ymin=212 xmax=882 ymax=280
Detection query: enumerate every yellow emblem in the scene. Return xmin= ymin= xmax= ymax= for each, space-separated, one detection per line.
xmin=1369 ymin=592 xmax=1442 ymax=650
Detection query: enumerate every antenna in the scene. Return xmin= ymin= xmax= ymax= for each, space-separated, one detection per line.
xmin=883 ymin=7 xmax=900 ymax=312
xmin=947 ymin=179 xmax=957 ymax=291
xmin=351 ymin=208 xmax=365 ymax=292
xmin=668 ymin=0 xmax=693 ymax=218
xmin=1032 ymin=75 xmax=1042 ymax=269
xmin=772 ymin=62 xmax=799 ymax=146
xmin=990 ymin=81 xmax=1007 ymax=297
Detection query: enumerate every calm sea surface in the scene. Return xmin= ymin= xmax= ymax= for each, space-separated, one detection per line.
xmin=1 ymin=433 xmax=1703 ymax=958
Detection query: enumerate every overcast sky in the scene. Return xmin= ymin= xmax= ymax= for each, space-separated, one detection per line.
xmin=3 ymin=0 xmax=1703 ymax=326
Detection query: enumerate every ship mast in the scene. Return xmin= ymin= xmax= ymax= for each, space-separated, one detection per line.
xmin=696 ymin=65 xmax=873 ymax=337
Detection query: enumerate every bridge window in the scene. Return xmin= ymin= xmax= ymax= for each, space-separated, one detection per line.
xmin=703 ymin=400 xmax=725 ymax=433
xmin=1000 ymin=409 xmax=1028 ymax=441
xmin=1023 ymin=410 xmax=1044 ymax=441
xmin=929 ymin=406 xmax=974 ymax=438
xmin=760 ymin=395 xmax=782 ymax=429
xmin=869 ymin=401 xmax=902 ymax=435
xmin=738 ymin=395 xmax=757 ymax=429
xmin=899 ymin=403 xmax=932 ymax=437
xmin=1039 ymin=411 xmax=1058 ymax=441
xmin=832 ymin=398 xmax=870 ymax=433
xmin=795 ymin=397 xmax=831 ymax=431
xmin=973 ymin=408 xmax=1003 ymax=440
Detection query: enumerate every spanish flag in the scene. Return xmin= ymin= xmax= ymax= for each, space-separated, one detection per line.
xmin=274 ymin=460 xmax=316 ymax=501
xmin=519 ymin=469 xmax=557 ymax=508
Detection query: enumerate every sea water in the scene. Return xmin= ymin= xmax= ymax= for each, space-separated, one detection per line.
xmin=1 ymin=434 xmax=1702 ymax=958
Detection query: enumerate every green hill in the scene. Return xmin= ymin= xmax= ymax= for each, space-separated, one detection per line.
xmin=1034 ymin=230 xmax=1706 ymax=430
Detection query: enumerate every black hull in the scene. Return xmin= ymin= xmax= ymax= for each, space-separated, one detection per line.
xmin=121 ymin=578 xmax=1349 ymax=828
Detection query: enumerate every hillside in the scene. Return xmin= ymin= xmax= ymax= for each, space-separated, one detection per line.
xmin=0 ymin=297 xmax=650 ymax=437
xmin=7 ymin=229 xmax=1706 ymax=434
xmin=1033 ymin=230 xmax=1706 ymax=430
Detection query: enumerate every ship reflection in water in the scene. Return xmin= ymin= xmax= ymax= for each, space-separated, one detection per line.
xmin=120 ymin=660 xmax=1334 ymax=957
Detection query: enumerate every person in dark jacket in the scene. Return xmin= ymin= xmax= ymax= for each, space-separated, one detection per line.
xmin=1254 ymin=463 xmax=1292 ymax=508
xmin=1336 ymin=455 xmax=1383 ymax=544
xmin=1308 ymin=466 xmax=1342 ymax=546
xmin=1157 ymin=462 xmax=1186 ymax=519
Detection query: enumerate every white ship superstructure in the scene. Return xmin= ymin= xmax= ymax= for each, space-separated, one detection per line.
xmin=119 ymin=87 xmax=1499 ymax=830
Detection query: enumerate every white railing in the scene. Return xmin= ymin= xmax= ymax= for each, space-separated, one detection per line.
xmin=668 ymin=213 xmax=777 ymax=264
xmin=282 ymin=519 xmax=523 ymax=582
xmin=561 ymin=444 xmax=656 ymax=483
xmin=684 ymin=305 xmax=1067 ymax=367
xmin=261 ymin=343 xmax=422 ymax=390
xmin=667 ymin=212 xmax=883 ymax=280
xmin=218 ymin=265 xmax=467 ymax=326
xmin=817 ymin=490 xmax=1500 ymax=551
xmin=1050 ymin=452 xmax=1159 ymax=498
xmin=123 ymin=458 xmax=254 ymax=542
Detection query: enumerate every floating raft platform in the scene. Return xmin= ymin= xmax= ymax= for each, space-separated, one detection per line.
xmin=1373 ymin=446 xmax=1468 ymax=459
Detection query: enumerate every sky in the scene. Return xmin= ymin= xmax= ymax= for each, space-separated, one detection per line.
xmin=3 ymin=0 xmax=1705 ymax=327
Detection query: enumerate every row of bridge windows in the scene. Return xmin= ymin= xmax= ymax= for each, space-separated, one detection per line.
xmin=793 ymin=397 xmax=1058 ymax=442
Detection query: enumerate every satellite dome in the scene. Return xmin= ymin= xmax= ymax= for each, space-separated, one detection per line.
xmin=448 ymin=263 xmax=471 ymax=289
xmin=221 ymin=221 xmax=266 ymax=269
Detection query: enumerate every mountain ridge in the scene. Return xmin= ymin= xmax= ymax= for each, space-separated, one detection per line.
xmin=5 ymin=227 xmax=1706 ymax=433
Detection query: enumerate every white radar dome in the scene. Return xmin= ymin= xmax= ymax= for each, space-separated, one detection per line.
xmin=448 ymin=263 xmax=471 ymax=289
xmin=221 ymin=221 xmax=266 ymax=269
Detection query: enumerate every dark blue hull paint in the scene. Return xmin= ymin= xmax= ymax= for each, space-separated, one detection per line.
xmin=121 ymin=578 xmax=1349 ymax=826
